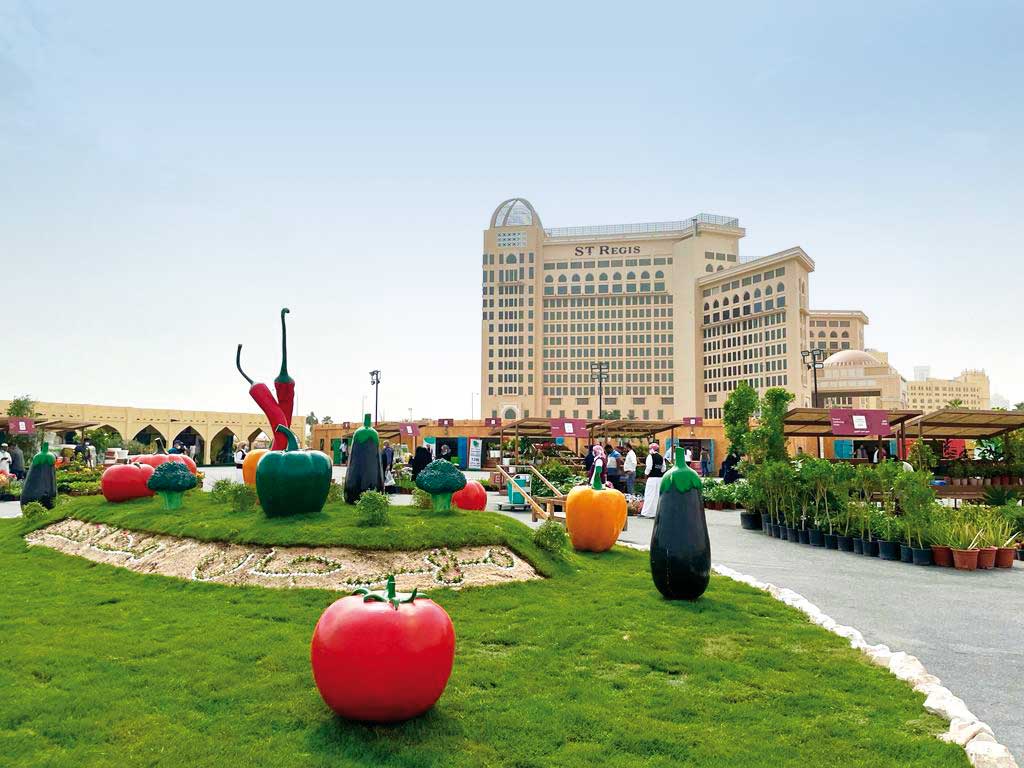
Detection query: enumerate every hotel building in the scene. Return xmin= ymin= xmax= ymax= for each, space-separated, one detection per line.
xmin=907 ymin=369 xmax=991 ymax=411
xmin=480 ymin=198 xmax=860 ymax=422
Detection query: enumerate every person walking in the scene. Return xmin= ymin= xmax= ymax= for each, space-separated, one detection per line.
xmin=622 ymin=442 xmax=637 ymax=495
xmin=233 ymin=443 xmax=247 ymax=480
xmin=640 ymin=442 xmax=666 ymax=518
xmin=604 ymin=442 xmax=621 ymax=490
xmin=699 ymin=447 xmax=711 ymax=478
xmin=0 ymin=443 xmax=12 ymax=476
xmin=9 ymin=443 xmax=25 ymax=480
xmin=589 ymin=444 xmax=609 ymax=486
xmin=382 ymin=440 xmax=394 ymax=476
xmin=583 ymin=445 xmax=596 ymax=476
xmin=85 ymin=441 xmax=97 ymax=469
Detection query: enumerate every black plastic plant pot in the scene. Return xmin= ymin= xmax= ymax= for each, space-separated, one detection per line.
xmin=878 ymin=540 xmax=901 ymax=560
xmin=852 ymin=537 xmax=864 ymax=555
xmin=799 ymin=529 xmax=810 ymax=544
xmin=739 ymin=511 xmax=762 ymax=531
xmin=824 ymin=534 xmax=838 ymax=550
xmin=862 ymin=539 xmax=879 ymax=557
xmin=912 ymin=547 xmax=933 ymax=566
xmin=837 ymin=535 xmax=855 ymax=552
xmin=809 ymin=529 xmax=825 ymax=547
xmin=900 ymin=544 xmax=914 ymax=563
xmin=761 ymin=514 xmax=771 ymax=533
xmin=778 ymin=526 xmax=788 ymax=541
xmin=1018 ymin=549 xmax=1024 ymax=561
xmin=788 ymin=527 xmax=801 ymax=543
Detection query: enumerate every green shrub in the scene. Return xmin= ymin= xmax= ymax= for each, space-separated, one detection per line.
xmin=533 ymin=518 xmax=569 ymax=553
xmin=210 ymin=478 xmax=241 ymax=504
xmin=21 ymin=501 xmax=47 ymax=520
xmin=356 ymin=490 xmax=391 ymax=526
xmin=326 ymin=481 xmax=344 ymax=504
xmin=232 ymin=484 xmax=258 ymax=514
xmin=412 ymin=488 xmax=433 ymax=510
xmin=538 ymin=460 xmax=573 ymax=484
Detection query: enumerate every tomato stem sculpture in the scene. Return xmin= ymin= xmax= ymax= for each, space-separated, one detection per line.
xmin=564 ymin=459 xmax=627 ymax=552
xmin=235 ymin=307 xmax=295 ymax=451
xmin=310 ymin=575 xmax=455 ymax=723
xmin=255 ymin=425 xmax=332 ymax=517
xmin=649 ymin=447 xmax=711 ymax=600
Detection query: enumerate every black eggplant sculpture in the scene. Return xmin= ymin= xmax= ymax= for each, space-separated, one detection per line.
xmin=649 ymin=446 xmax=710 ymax=600
xmin=343 ymin=414 xmax=384 ymax=504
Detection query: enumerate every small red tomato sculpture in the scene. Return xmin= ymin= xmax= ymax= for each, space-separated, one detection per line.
xmin=452 ymin=480 xmax=487 ymax=511
xmin=310 ymin=576 xmax=455 ymax=723
xmin=101 ymin=463 xmax=156 ymax=502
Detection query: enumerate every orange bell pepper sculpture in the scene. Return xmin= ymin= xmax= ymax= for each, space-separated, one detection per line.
xmin=242 ymin=449 xmax=268 ymax=486
xmin=565 ymin=460 xmax=627 ymax=552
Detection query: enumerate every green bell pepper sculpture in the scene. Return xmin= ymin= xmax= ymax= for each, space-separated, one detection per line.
xmin=255 ymin=425 xmax=333 ymax=517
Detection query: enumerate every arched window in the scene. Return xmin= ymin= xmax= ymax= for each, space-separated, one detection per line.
xmin=841 ymin=331 xmax=849 ymax=338
xmin=503 ymin=407 xmax=518 ymax=420
xmin=717 ymin=265 xmax=724 ymax=271
xmin=505 ymin=253 xmax=516 ymax=264
xmin=599 ymin=273 xmax=608 ymax=281
xmin=732 ymin=294 xmax=739 ymax=304
xmin=585 ymin=273 xmax=594 ymax=281
xmin=545 ymin=275 xmax=553 ymax=283
xmin=765 ymin=285 xmax=773 ymax=296
xmin=655 ymin=270 xmax=664 ymax=278
xmin=558 ymin=274 xmax=567 ymax=283
xmin=571 ymin=274 xmax=580 ymax=282
xmin=777 ymin=282 xmax=785 ymax=292
xmin=641 ymin=271 xmax=650 ymax=279
xmin=713 ymin=300 xmax=720 ymax=309
xmin=743 ymin=291 xmax=750 ymax=301
xmin=627 ymin=271 xmax=636 ymax=280
xmin=613 ymin=272 xmax=622 ymax=281
xmin=754 ymin=288 xmax=761 ymax=298
xmin=705 ymin=265 xmax=714 ymax=273
xmin=722 ymin=297 xmax=730 ymax=306
xmin=703 ymin=302 xmax=710 ymax=311
xmin=830 ymin=331 xmax=838 ymax=338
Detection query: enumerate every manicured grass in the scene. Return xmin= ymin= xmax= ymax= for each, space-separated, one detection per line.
xmin=37 ymin=494 xmax=560 ymax=576
xmin=1 ymin=501 xmax=968 ymax=767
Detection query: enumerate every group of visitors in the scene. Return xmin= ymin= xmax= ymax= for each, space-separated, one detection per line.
xmin=584 ymin=442 xmax=640 ymax=493
xmin=0 ymin=442 xmax=26 ymax=480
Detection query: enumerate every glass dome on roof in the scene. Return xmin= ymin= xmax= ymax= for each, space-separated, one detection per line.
xmin=491 ymin=198 xmax=540 ymax=228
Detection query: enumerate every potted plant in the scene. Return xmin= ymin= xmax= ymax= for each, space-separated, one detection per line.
xmin=948 ymin=461 xmax=965 ymax=487
xmin=929 ymin=516 xmax=954 ymax=567
xmin=949 ymin=521 xmax=982 ymax=570
xmin=995 ymin=531 xmax=1019 ymax=568
xmin=835 ymin=503 xmax=855 ymax=552
xmin=975 ymin=521 xmax=998 ymax=569
xmin=875 ymin=512 xmax=902 ymax=561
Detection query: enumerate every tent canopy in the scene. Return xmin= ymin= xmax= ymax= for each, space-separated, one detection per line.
xmin=905 ymin=409 xmax=1024 ymax=440
xmin=783 ymin=408 xmax=922 ymax=437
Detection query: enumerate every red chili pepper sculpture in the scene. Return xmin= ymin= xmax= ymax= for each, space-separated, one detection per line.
xmin=236 ymin=308 xmax=295 ymax=451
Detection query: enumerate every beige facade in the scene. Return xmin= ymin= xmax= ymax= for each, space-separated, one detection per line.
xmin=480 ymin=199 xmax=856 ymax=422
xmin=816 ymin=349 xmax=909 ymax=410
xmin=0 ymin=399 xmax=306 ymax=463
xmin=807 ymin=310 xmax=868 ymax=353
xmin=907 ymin=370 xmax=990 ymax=411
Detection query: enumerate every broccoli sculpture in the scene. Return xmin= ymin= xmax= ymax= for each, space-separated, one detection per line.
xmin=146 ymin=461 xmax=198 ymax=510
xmin=414 ymin=459 xmax=467 ymax=512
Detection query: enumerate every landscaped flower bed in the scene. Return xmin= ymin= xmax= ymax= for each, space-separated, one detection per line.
xmin=741 ymin=457 xmax=1023 ymax=571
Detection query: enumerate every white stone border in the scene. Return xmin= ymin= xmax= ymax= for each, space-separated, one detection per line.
xmin=710 ymin=563 xmax=1018 ymax=768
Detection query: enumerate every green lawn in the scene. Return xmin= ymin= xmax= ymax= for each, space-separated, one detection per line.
xmin=1 ymin=497 xmax=967 ymax=767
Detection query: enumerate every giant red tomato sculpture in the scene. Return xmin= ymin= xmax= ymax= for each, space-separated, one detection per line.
xmin=310 ymin=577 xmax=455 ymax=723
xmin=452 ymin=480 xmax=487 ymax=511
xmin=102 ymin=463 xmax=156 ymax=502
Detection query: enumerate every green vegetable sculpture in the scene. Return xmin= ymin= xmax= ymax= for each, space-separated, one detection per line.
xmin=343 ymin=414 xmax=384 ymax=504
xmin=146 ymin=461 xmax=198 ymax=510
xmin=21 ymin=442 xmax=57 ymax=510
xmin=415 ymin=459 xmax=467 ymax=512
xmin=256 ymin=425 xmax=332 ymax=516
xmin=649 ymin=447 xmax=711 ymax=600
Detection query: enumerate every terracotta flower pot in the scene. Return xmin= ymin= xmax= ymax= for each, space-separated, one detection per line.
xmin=977 ymin=547 xmax=997 ymax=569
xmin=931 ymin=545 xmax=954 ymax=567
xmin=952 ymin=549 xmax=979 ymax=570
xmin=995 ymin=547 xmax=1017 ymax=568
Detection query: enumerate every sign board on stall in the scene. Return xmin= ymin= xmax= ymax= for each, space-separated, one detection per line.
xmin=681 ymin=417 xmax=703 ymax=427
xmin=829 ymin=409 xmax=891 ymax=437
xmin=397 ymin=422 xmax=421 ymax=437
xmin=549 ymin=418 xmax=589 ymax=439
xmin=437 ymin=418 xmax=455 ymax=427
xmin=6 ymin=418 xmax=34 ymax=435
xmin=484 ymin=417 xmax=502 ymax=427
xmin=468 ymin=438 xmax=483 ymax=470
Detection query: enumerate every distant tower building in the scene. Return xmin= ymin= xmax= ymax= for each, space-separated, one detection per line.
xmin=914 ymin=366 xmax=931 ymax=382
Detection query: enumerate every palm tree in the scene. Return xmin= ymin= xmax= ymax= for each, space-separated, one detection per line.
xmin=946 ymin=398 xmax=965 ymax=409
xmin=321 ymin=416 xmax=333 ymax=424
xmin=1014 ymin=402 xmax=1024 ymax=411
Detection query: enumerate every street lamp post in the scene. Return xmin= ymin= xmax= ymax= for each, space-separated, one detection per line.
xmin=470 ymin=392 xmax=478 ymax=420
xmin=590 ymin=362 xmax=609 ymax=419
xmin=801 ymin=348 xmax=826 ymax=458
xmin=369 ymin=370 xmax=381 ymax=426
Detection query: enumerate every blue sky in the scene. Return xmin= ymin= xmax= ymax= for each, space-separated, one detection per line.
xmin=2 ymin=0 xmax=1022 ymax=419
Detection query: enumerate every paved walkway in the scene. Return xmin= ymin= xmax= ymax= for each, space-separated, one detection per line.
xmin=496 ymin=503 xmax=1024 ymax=761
